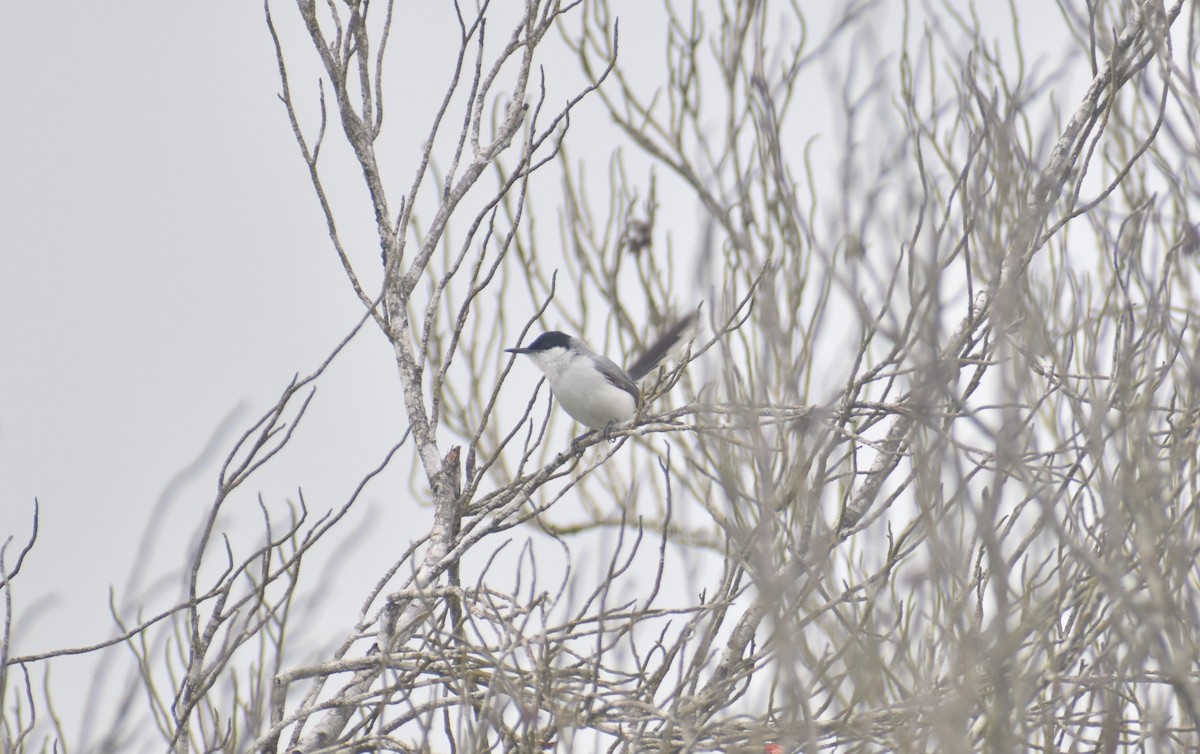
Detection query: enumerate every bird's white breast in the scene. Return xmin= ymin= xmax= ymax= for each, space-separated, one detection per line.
xmin=529 ymin=348 xmax=637 ymax=429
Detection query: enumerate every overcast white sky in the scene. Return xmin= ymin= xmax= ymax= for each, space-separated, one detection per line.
xmin=0 ymin=1 xmax=422 ymax=659
xmin=0 ymin=0 xmax=1081 ymax=742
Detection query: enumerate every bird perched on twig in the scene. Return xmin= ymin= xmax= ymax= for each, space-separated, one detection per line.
xmin=506 ymin=313 xmax=696 ymax=433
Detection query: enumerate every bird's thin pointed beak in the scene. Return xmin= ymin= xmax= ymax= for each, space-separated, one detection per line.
xmin=505 ymin=346 xmax=528 ymax=354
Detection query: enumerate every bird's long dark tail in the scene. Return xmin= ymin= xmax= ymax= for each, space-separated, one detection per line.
xmin=626 ymin=311 xmax=699 ymax=382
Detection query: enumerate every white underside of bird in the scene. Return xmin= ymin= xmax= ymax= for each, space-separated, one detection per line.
xmin=524 ymin=346 xmax=637 ymax=429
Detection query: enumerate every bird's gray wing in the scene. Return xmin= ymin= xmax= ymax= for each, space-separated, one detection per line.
xmin=597 ymin=356 xmax=640 ymax=402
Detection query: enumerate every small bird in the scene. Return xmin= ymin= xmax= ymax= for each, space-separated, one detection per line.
xmin=506 ymin=315 xmax=695 ymax=432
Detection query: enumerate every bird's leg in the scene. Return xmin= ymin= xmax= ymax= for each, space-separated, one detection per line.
xmin=602 ymin=420 xmax=619 ymax=443
xmin=571 ymin=422 xmax=622 ymax=453
xmin=571 ymin=431 xmax=590 ymax=455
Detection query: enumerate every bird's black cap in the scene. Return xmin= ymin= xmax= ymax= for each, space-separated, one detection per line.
xmin=505 ymin=331 xmax=573 ymax=354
